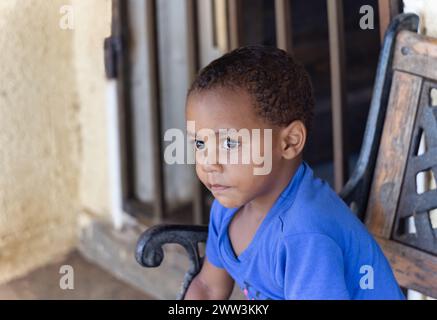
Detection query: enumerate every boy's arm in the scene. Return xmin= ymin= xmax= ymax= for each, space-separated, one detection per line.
xmin=282 ymin=233 xmax=350 ymax=299
xmin=184 ymin=257 xmax=234 ymax=300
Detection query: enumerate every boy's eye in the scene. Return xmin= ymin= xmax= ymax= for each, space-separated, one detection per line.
xmin=222 ymin=137 xmax=240 ymax=150
xmin=194 ymin=139 xmax=205 ymax=150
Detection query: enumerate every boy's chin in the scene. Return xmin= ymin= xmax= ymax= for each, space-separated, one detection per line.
xmin=214 ymin=196 xmax=243 ymax=209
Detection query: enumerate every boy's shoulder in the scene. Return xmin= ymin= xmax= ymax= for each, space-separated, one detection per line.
xmin=277 ymin=163 xmax=369 ymax=243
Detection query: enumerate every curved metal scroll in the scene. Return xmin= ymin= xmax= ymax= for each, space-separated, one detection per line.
xmin=135 ymin=224 xmax=208 ymax=299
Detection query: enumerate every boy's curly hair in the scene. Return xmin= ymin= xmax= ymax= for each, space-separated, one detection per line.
xmin=188 ymin=45 xmax=314 ymax=130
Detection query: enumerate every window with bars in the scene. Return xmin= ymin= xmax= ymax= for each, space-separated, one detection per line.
xmin=107 ymin=0 xmax=401 ymax=225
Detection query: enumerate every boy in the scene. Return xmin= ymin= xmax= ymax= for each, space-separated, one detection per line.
xmin=184 ymin=45 xmax=404 ymax=300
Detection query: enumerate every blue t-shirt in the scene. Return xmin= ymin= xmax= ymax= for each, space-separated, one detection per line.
xmin=205 ymin=161 xmax=405 ymax=300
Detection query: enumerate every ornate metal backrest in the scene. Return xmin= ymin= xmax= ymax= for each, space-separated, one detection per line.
xmin=365 ymin=28 xmax=437 ymax=298
xmin=394 ymin=80 xmax=437 ymax=255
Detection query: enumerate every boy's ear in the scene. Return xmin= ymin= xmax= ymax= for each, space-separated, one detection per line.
xmin=280 ymin=120 xmax=307 ymax=160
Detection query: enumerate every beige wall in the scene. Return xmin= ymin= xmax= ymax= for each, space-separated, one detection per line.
xmin=72 ymin=0 xmax=112 ymax=218
xmin=404 ymin=0 xmax=437 ymax=37
xmin=0 ymin=0 xmax=111 ymax=284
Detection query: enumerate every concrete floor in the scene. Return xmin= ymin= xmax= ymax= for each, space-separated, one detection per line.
xmin=0 ymin=250 xmax=155 ymax=300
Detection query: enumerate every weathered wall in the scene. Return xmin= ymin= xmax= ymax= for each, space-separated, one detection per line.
xmin=0 ymin=0 xmax=111 ymax=284
xmin=0 ymin=0 xmax=79 ymax=283
xmin=404 ymin=0 xmax=437 ymax=37
xmin=71 ymin=0 xmax=112 ymax=218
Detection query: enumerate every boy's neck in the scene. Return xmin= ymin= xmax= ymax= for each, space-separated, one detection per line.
xmin=242 ymin=157 xmax=303 ymax=220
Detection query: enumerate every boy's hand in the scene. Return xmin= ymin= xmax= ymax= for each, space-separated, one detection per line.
xmin=184 ymin=257 xmax=234 ymax=300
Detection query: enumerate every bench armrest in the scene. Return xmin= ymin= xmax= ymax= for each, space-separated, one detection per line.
xmin=135 ymin=224 xmax=208 ymax=299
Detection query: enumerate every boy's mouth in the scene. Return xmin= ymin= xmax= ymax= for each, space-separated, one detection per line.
xmin=208 ymin=183 xmax=230 ymax=193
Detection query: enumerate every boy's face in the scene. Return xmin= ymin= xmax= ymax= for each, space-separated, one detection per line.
xmin=186 ymin=87 xmax=286 ymax=208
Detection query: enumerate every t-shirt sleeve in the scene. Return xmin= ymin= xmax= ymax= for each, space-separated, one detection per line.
xmin=278 ymin=233 xmax=351 ymax=300
xmin=205 ymin=200 xmax=224 ymax=268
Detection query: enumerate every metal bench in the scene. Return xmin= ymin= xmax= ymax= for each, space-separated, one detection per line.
xmin=136 ymin=13 xmax=437 ymax=299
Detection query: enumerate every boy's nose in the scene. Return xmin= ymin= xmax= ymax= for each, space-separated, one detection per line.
xmin=200 ymin=152 xmax=223 ymax=173
xmin=201 ymin=162 xmax=222 ymax=173
xmin=198 ymin=149 xmax=223 ymax=173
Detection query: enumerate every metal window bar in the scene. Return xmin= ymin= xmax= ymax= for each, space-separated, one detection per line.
xmin=275 ymin=0 xmax=293 ymax=53
xmin=214 ymin=0 xmax=229 ymax=52
xmin=378 ymin=0 xmax=402 ymax=42
xmin=227 ymin=0 xmax=243 ymax=51
xmin=186 ymin=0 xmax=207 ymax=225
xmin=327 ymin=0 xmax=349 ymax=192
xmin=146 ymin=0 xmax=166 ymax=223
